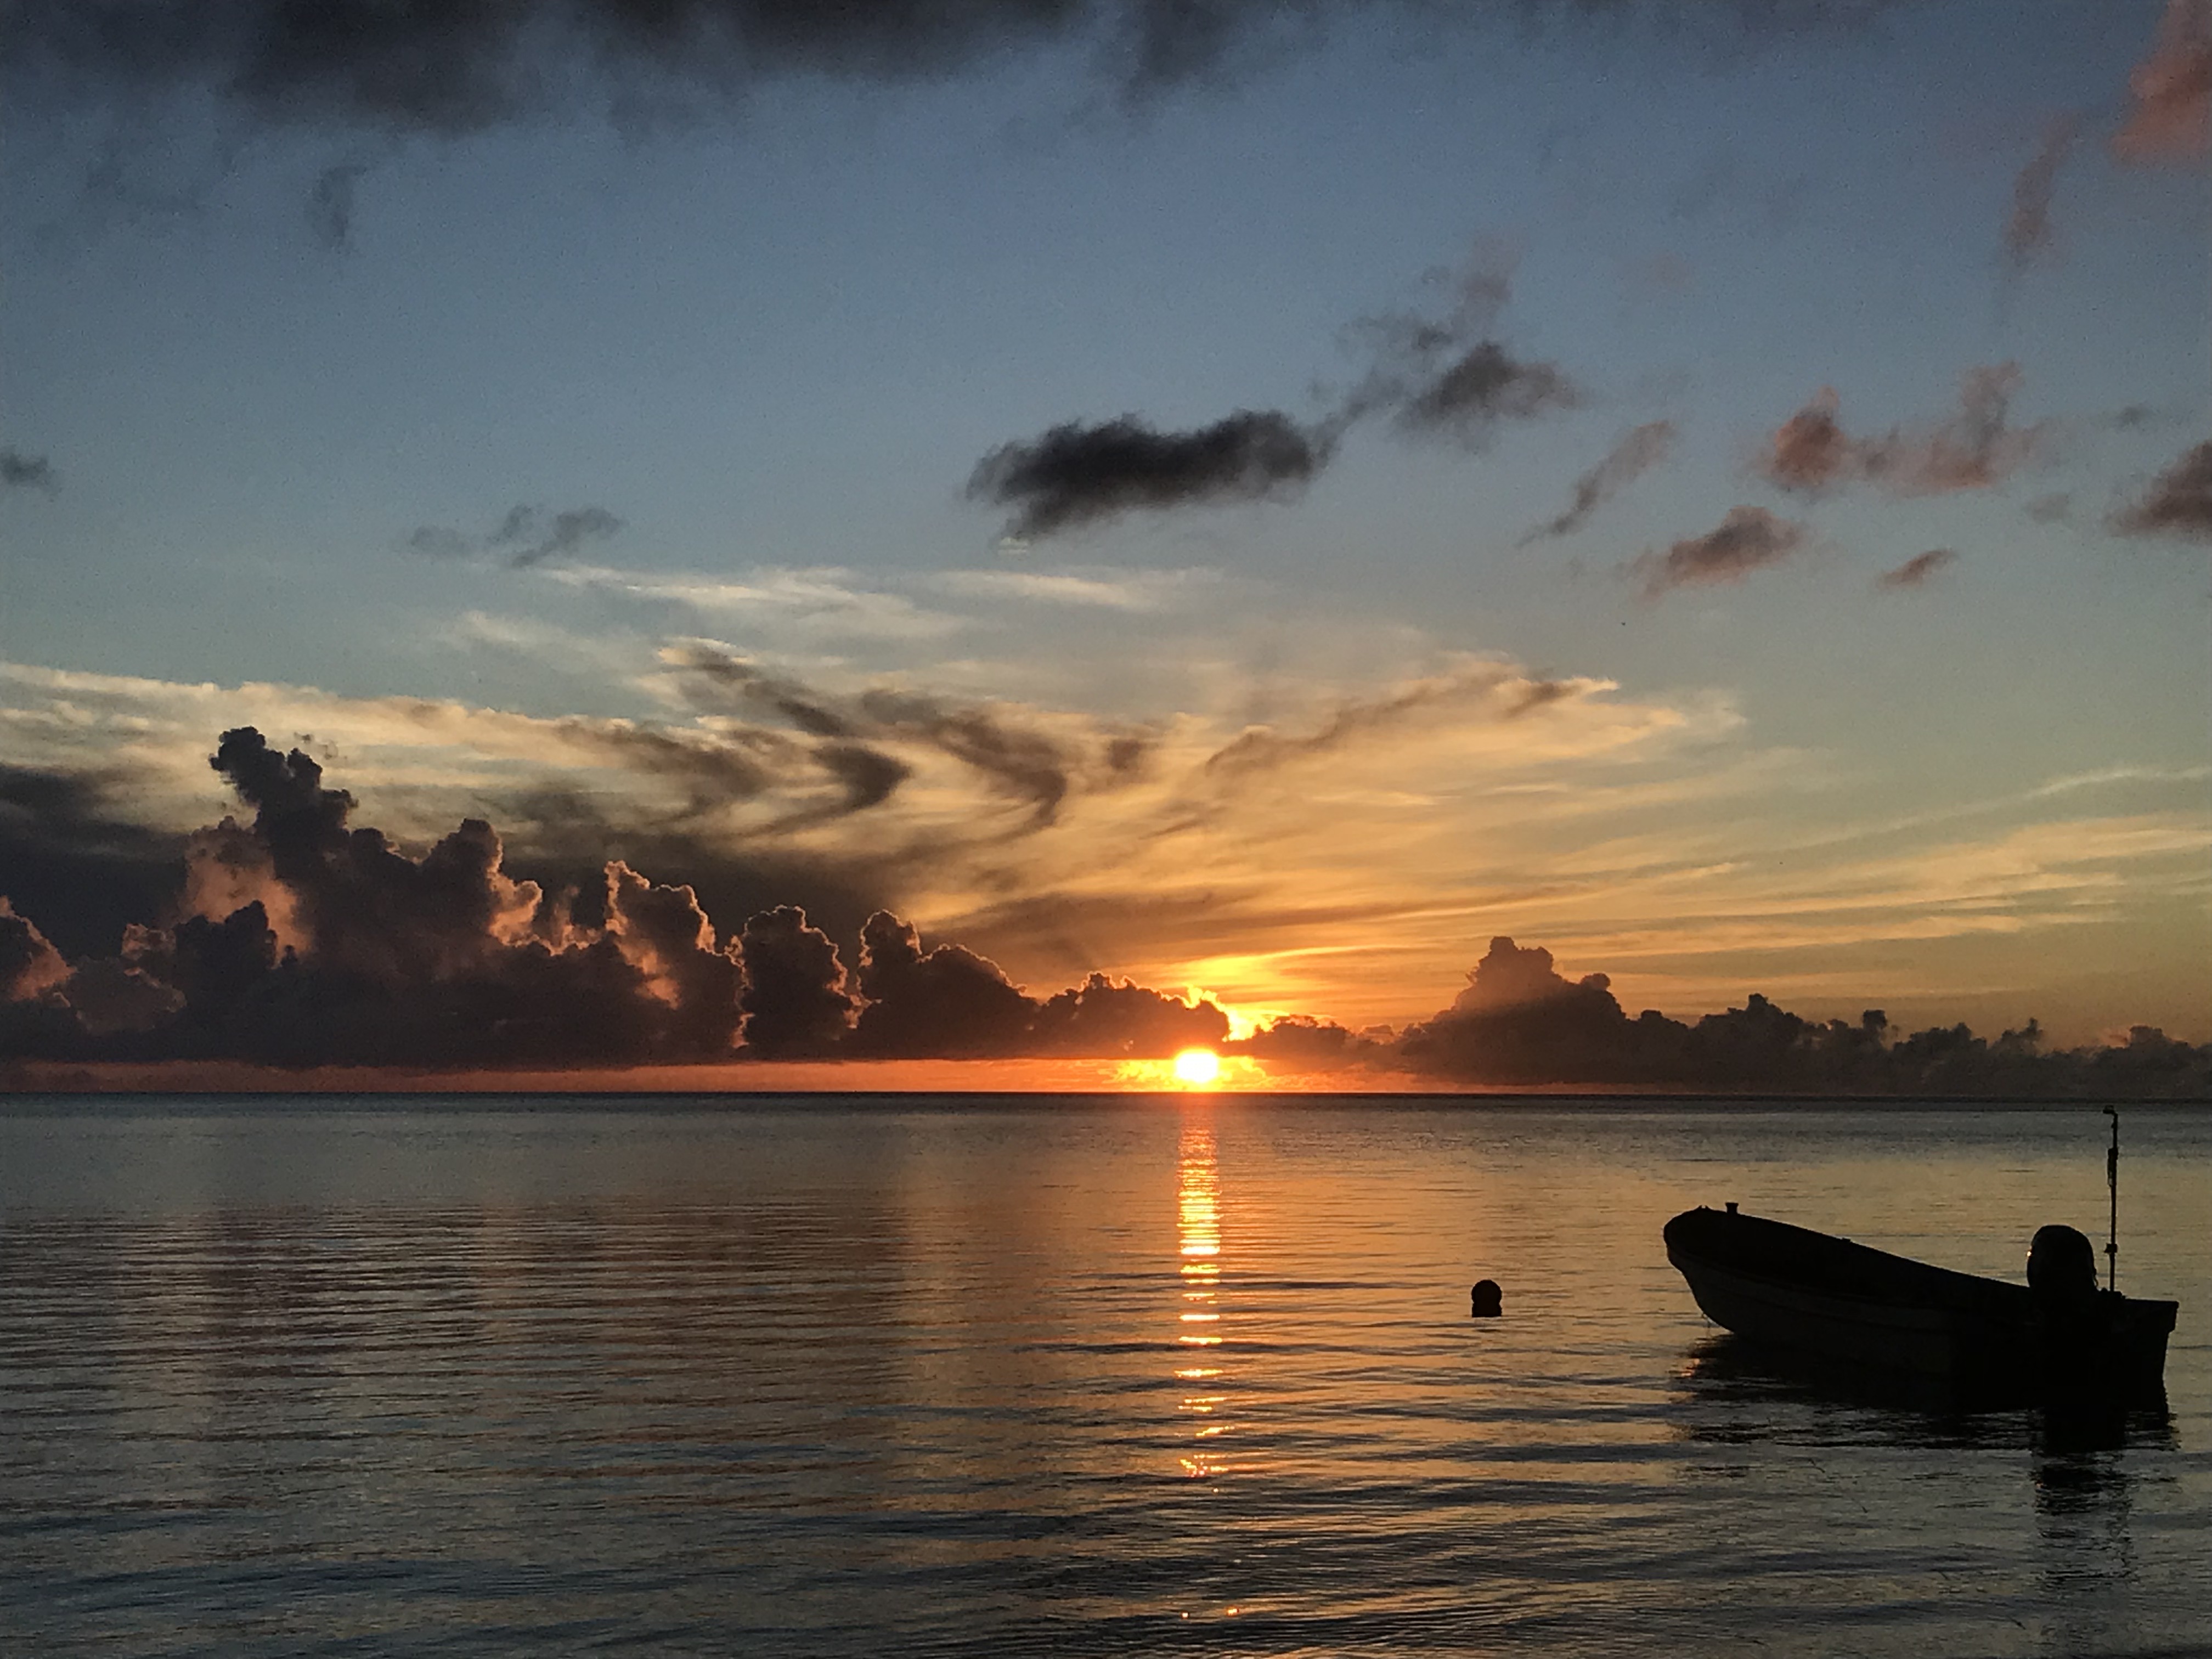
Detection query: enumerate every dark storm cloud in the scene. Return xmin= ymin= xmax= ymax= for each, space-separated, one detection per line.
xmin=1 ymin=448 xmax=60 ymax=494
xmin=1757 ymin=365 xmax=2046 ymax=497
xmin=1876 ymin=548 xmax=1957 ymax=590
xmin=1631 ymin=505 xmax=1805 ymax=597
xmin=966 ymin=410 xmax=1331 ymax=539
xmin=1519 ymin=420 xmax=1676 ymax=543
xmin=2111 ymin=437 xmax=2212 ymax=540
xmin=2 ymin=1 xmax=1901 ymax=140
xmin=408 ymin=503 xmax=623 ymax=567
xmin=2002 ymin=114 xmax=2077 ymax=273
xmin=2113 ymin=0 xmax=2211 ymax=162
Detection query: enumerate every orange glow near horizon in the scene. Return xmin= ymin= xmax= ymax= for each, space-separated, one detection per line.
xmin=1172 ymin=1048 xmax=1222 ymax=1087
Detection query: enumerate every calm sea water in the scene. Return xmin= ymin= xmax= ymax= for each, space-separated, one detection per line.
xmin=2 ymin=1098 xmax=2207 ymax=1658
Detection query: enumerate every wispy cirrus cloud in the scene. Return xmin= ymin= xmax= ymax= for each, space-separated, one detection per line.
xmin=934 ymin=567 xmax=1209 ymax=612
xmin=537 ymin=563 xmax=965 ymax=642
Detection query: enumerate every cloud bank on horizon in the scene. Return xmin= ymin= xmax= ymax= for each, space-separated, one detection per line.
xmin=4 ymin=727 xmax=2204 ymax=1094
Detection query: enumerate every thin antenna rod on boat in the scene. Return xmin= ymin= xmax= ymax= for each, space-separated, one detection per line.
xmin=2103 ymin=1105 xmax=2120 ymax=1292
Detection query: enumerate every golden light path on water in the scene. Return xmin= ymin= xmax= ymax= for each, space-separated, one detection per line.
xmin=1175 ymin=1111 xmax=1229 ymax=1482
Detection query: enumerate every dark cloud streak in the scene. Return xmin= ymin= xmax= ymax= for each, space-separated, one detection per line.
xmin=1632 ymin=505 xmax=1804 ymax=597
xmin=1 ymin=448 xmax=60 ymax=494
xmin=966 ymin=410 xmax=1330 ymax=539
xmin=2002 ymin=115 xmax=2076 ymax=273
xmin=1876 ymin=548 xmax=1957 ymax=590
xmin=1520 ymin=420 xmax=1675 ymax=543
xmin=409 ymin=503 xmax=623 ymax=567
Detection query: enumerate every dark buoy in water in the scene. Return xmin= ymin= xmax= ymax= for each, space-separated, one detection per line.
xmin=1470 ymin=1279 xmax=1502 ymax=1318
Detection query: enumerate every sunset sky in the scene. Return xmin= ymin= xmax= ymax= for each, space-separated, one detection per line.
xmin=2 ymin=0 xmax=2208 ymax=1065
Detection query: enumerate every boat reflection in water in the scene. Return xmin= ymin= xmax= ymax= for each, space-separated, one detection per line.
xmin=1671 ymin=1329 xmax=2174 ymax=1630
xmin=1173 ymin=1114 xmax=1231 ymax=1479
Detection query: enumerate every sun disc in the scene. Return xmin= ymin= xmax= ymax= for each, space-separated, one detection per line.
xmin=1172 ymin=1048 xmax=1221 ymax=1086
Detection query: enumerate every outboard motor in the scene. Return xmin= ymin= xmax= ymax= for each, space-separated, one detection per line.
xmin=2027 ymin=1223 xmax=2108 ymax=1403
xmin=2027 ymin=1224 xmax=2098 ymax=1306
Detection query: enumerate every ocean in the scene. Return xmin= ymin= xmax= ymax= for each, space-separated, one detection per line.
xmin=2 ymin=1097 xmax=2206 ymax=1657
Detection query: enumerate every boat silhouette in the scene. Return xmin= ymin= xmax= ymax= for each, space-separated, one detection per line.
xmin=1664 ymin=1205 xmax=2176 ymax=1409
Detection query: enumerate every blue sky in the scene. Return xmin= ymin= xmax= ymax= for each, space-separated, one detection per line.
xmin=3 ymin=1 xmax=2207 ymax=1044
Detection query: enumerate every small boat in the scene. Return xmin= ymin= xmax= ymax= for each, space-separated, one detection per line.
xmin=1664 ymin=1204 xmax=2177 ymax=1408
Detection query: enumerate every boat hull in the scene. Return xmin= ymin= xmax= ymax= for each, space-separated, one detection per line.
xmin=1664 ymin=1207 xmax=2175 ymax=1408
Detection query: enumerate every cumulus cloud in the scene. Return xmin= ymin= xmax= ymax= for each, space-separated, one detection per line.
xmin=2002 ymin=115 xmax=2078 ymax=273
xmin=2111 ymin=437 xmax=2212 ymax=539
xmin=1631 ymin=506 xmax=1806 ymax=597
xmin=1520 ymin=420 xmax=1677 ymax=543
xmin=848 ymin=911 xmax=1038 ymax=1057
xmin=1876 ymin=548 xmax=1958 ymax=590
xmin=735 ymin=905 xmax=854 ymax=1058
xmin=2113 ymin=0 xmax=2211 ymax=162
xmin=1 ymin=448 xmax=59 ymax=494
xmin=410 ymin=504 xmax=624 ymax=567
xmin=1758 ymin=365 xmax=2047 ymax=496
xmin=967 ymin=410 xmax=1331 ymax=539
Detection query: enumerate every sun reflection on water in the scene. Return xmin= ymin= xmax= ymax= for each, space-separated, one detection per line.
xmin=1175 ymin=1113 xmax=1231 ymax=1478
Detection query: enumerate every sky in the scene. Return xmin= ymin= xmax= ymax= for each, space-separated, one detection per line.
xmin=2 ymin=0 xmax=2209 ymax=1080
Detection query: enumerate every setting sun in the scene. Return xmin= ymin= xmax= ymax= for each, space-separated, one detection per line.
xmin=1172 ymin=1048 xmax=1222 ymax=1087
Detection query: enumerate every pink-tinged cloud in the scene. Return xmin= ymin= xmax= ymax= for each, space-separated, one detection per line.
xmin=1758 ymin=365 xmax=2046 ymax=497
xmin=2113 ymin=0 xmax=2212 ymax=162
xmin=2111 ymin=437 xmax=2212 ymax=539
xmin=1633 ymin=506 xmax=1806 ymax=597
xmin=1877 ymin=548 xmax=1959 ymax=590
